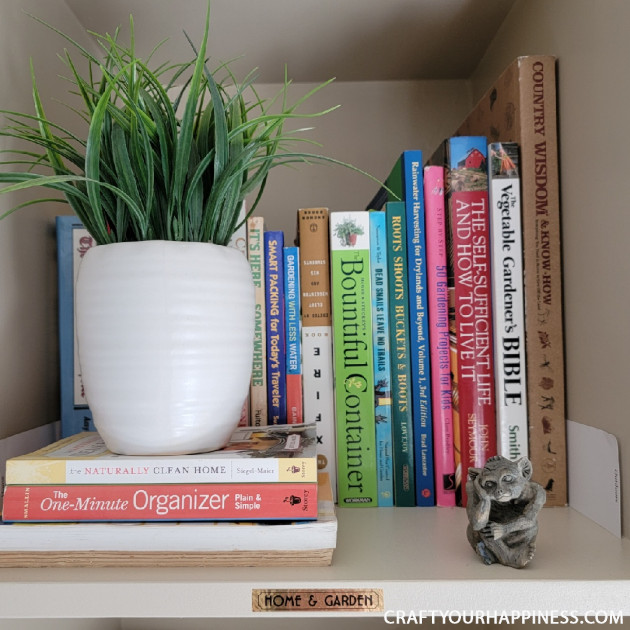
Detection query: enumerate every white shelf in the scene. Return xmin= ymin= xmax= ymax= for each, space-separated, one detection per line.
xmin=0 ymin=507 xmax=628 ymax=619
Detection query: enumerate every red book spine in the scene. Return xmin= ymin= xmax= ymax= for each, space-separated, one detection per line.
xmin=2 ymin=482 xmax=318 ymax=522
xmin=450 ymin=186 xmax=497 ymax=506
xmin=286 ymin=374 xmax=303 ymax=424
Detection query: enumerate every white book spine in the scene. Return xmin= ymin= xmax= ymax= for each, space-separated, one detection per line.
xmin=301 ymin=326 xmax=337 ymax=498
xmin=489 ymin=142 xmax=529 ymax=460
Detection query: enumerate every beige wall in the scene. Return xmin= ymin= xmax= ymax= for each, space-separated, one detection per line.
xmin=249 ymin=79 xmax=471 ymax=234
xmin=471 ymin=0 xmax=630 ymax=536
xmin=0 ymin=0 xmax=94 ymax=439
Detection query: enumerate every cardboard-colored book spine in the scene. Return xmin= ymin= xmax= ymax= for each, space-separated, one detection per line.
xmin=247 ymin=216 xmax=268 ymax=427
xmin=230 ymin=203 xmax=251 ymax=427
xmin=456 ymin=56 xmax=566 ymax=505
xmin=296 ymin=208 xmax=338 ymax=500
xmin=330 ymin=211 xmax=378 ymax=506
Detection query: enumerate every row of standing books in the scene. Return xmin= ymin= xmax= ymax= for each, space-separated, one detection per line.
xmin=237 ymin=145 xmax=557 ymax=512
xmin=348 ymin=140 xmax=523 ymax=509
xmin=315 ymin=55 xmax=566 ymax=509
xmin=454 ymin=56 xmax=566 ymax=509
xmin=337 ymin=55 xmax=565 ymax=509
xmin=230 ymin=210 xmax=340 ymax=499
xmin=237 ymin=139 xmax=530 ymax=510
xmin=52 ymin=55 xmax=565 ymax=514
xmin=332 ymin=134 xmax=562 ymax=509
xmin=273 ymin=62 xmax=563 ymax=511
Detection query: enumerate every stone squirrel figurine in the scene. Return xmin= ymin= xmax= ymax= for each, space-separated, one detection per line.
xmin=466 ymin=455 xmax=546 ymax=568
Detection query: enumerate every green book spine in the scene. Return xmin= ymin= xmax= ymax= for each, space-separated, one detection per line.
xmin=385 ymin=201 xmax=416 ymax=506
xmin=330 ymin=211 xmax=378 ymax=506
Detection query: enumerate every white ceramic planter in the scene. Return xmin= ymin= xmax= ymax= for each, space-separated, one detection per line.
xmin=75 ymin=241 xmax=255 ymax=455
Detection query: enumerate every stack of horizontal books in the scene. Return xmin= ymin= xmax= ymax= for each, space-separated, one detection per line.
xmin=0 ymin=423 xmax=337 ymax=567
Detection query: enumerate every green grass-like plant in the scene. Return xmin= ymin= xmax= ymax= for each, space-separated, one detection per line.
xmin=0 ymin=6 xmax=373 ymax=245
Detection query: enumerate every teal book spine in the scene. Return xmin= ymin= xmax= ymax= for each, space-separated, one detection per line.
xmin=369 ymin=210 xmax=395 ymax=507
xmin=370 ymin=151 xmax=436 ymax=504
xmin=385 ymin=201 xmax=416 ymax=506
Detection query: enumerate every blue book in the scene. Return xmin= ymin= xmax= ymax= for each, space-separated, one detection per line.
xmin=369 ymin=211 xmax=395 ymax=506
xmin=283 ymin=246 xmax=303 ymax=424
xmin=56 ymin=216 xmax=95 ymax=437
xmin=264 ymin=231 xmax=287 ymax=424
xmin=384 ymin=201 xmax=415 ymax=506
xmin=387 ymin=151 xmax=435 ymax=506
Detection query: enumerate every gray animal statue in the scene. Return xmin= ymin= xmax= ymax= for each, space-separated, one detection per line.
xmin=466 ymin=455 xmax=546 ymax=568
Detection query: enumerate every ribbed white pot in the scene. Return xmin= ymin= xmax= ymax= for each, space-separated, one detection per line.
xmin=75 ymin=241 xmax=255 ymax=455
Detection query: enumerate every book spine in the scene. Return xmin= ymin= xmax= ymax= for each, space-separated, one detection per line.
xmin=56 ymin=216 xmax=96 ymax=437
xmin=2 ymin=482 xmax=318 ymax=522
xmin=247 ymin=217 xmax=267 ymax=427
xmin=488 ymin=142 xmax=529 ymax=460
xmin=369 ymin=210 xmax=395 ymax=507
xmin=446 ymin=136 xmax=497 ymax=506
xmin=230 ymin=202 xmax=251 ymax=428
xmin=284 ymin=246 xmax=303 ymax=424
xmin=7 ymin=455 xmax=318 ymax=485
xmin=297 ymin=208 xmax=337 ymax=500
xmin=455 ymin=56 xmax=566 ymax=505
xmin=385 ymin=201 xmax=416 ymax=506
xmin=424 ymin=166 xmax=456 ymax=507
xmin=330 ymin=211 xmax=378 ymax=506
xmin=402 ymin=151 xmax=435 ymax=506
xmin=517 ymin=57 xmax=565 ymax=503
xmin=264 ymin=231 xmax=287 ymax=424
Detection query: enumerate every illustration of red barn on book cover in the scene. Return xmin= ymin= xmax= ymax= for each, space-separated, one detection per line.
xmin=445 ymin=136 xmax=497 ymax=506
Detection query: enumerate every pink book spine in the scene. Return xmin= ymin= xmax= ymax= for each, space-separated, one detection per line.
xmin=424 ymin=166 xmax=456 ymax=507
xmin=286 ymin=374 xmax=303 ymax=424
